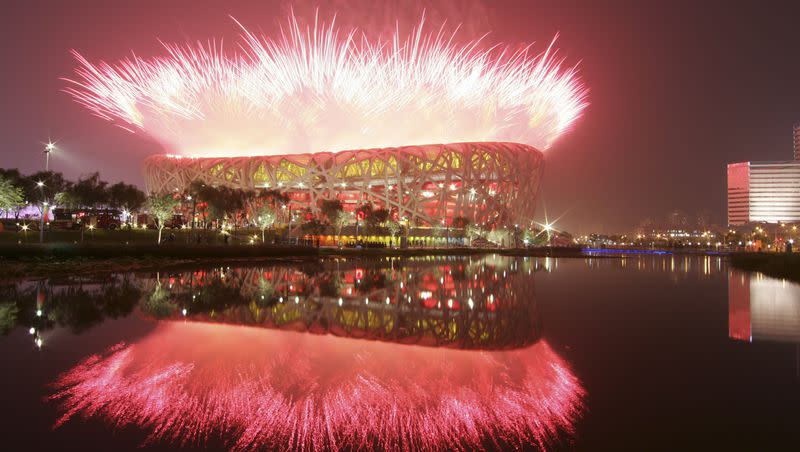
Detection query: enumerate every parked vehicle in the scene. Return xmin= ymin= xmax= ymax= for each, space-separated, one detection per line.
xmin=94 ymin=211 xmax=122 ymax=229
xmin=51 ymin=208 xmax=122 ymax=230
xmin=51 ymin=208 xmax=82 ymax=230
xmin=165 ymin=214 xmax=185 ymax=229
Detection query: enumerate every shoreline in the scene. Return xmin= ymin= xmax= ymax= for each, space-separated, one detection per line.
xmin=0 ymin=243 xmax=597 ymax=280
xmin=728 ymin=252 xmax=800 ymax=283
xmin=0 ymin=243 xmax=748 ymax=281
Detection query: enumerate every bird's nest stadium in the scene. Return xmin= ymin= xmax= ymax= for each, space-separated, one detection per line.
xmin=144 ymin=142 xmax=544 ymax=228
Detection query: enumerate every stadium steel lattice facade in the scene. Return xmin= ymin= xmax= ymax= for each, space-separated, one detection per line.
xmin=145 ymin=142 xmax=544 ymax=227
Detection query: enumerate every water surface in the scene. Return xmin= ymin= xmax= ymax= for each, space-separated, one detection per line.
xmin=1 ymin=255 xmax=798 ymax=450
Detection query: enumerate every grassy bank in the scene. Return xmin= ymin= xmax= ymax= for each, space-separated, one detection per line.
xmin=729 ymin=252 xmax=800 ymax=283
xmin=0 ymin=243 xmax=320 ymax=280
xmin=0 ymin=242 xmax=590 ymax=280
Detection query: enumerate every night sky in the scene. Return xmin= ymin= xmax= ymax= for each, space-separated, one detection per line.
xmin=1 ymin=0 xmax=799 ymax=233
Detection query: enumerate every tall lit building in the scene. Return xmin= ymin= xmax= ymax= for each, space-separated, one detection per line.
xmin=727 ymin=126 xmax=800 ymax=226
xmin=727 ymin=161 xmax=800 ymax=225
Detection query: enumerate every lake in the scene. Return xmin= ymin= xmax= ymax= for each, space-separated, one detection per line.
xmin=1 ymin=254 xmax=798 ymax=450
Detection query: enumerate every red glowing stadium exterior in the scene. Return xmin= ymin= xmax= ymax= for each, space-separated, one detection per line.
xmin=144 ymin=142 xmax=544 ymax=227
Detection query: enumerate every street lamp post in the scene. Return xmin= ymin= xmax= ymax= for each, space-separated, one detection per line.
xmin=39 ymin=142 xmax=56 ymax=243
xmin=37 ymin=181 xmax=46 ymax=243
xmin=44 ymin=142 xmax=55 ymax=171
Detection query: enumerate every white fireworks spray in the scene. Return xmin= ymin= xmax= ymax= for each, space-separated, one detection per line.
xmin=64 ymin=14 xmax=588 ymax=157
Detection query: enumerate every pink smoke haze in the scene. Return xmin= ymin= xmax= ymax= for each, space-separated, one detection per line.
xmin=64 ymin=13 xmax=588 ymax=157
xmin=50 ymin=321 xmax=585 ymax=451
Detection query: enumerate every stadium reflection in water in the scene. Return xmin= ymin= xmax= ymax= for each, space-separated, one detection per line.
xmin=728 ymin=270 xmax=800 ymax=344
xmin=48 ymin=256 xmax=585 ymax=450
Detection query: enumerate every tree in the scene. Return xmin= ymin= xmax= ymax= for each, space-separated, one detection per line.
xmin=452 ymin=216 xmax=470 ymax=229
xmin=320 ymin=199 xmax=347 ymax=242
xmin=355 ymin=203 xmax=373 ymax=222
xmin=319 ymin=199 xmax=343 ymax=223
xmin=187 ymin=181 xmax=219 ymax=226
xmin=466 ymin=223 xmax=483 ymax=243
xmin=369 ymin=208 xmax=389 ymax=227
xmin=0 ymin=168 xmax=23 ymax=186
xmin=54 ymin=190 xmax=81 ymax=210
xmin=0 ymin=176 xmax=24 ymax=218
xmin=23 ymin=171 xmax=69 ymax=213
xmin=260 ymin=188 xmax=290 ymax=205
xmin=146 ymin=193 xmax=180 ymax=244
xmin=333 ymin=213 xmax=349 ymax=242
xmin=253 ymin=203 xmax=277 ymax=243
xmin=300 ymin=219 xmax=325 ymax=236
xmin=109 ymin=182 xmax=146 ymax=214
xmin=386 ymin=219 xmax=401 ymax=239
xmin=221 ymin=187 xmax=256 ymax=226
xmin=258 ymin=189 xmax=291 ymax=226
xmin=191 ymin=185 xmax=254 ymax=227
xmin=69 ymin=172 xmax=110 ymax=208
xmin=357 ymin=204 xmax=389 ymax=230
xmin=0 ymin=169 xmax=27 ymax=218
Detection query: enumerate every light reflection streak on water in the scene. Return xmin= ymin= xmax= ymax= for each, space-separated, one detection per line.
xmin=50 ymin=322 xmax=584 ymax=451
xmin=728 ymin=270 xmax=800 ymax=344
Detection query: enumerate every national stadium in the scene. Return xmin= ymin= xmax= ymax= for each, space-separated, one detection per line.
xmin=144 ymin=142 xmax=543 ymax=227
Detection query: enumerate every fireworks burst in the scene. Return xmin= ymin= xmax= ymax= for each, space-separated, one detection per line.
xmin=64 ymin=14 xmax=587 ymax=157
xmin=50 ymin=322 xmax=585 ymax=451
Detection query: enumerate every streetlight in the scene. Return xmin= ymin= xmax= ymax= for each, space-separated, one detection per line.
xmin=39 ymin=141 xmax=56 ymax=243
xmin=44 ymin=141 xmax=56 ymax=170
xmin=20 ymin=223 xmax=29 ymax=242
xmin=38 ymin=177 xmax=47 ymax=244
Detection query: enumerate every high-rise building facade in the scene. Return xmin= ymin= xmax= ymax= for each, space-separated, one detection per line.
xmin=727 ymin=125 xmax=800 ymax=226
xmin=727 ymin=161 xmax=800 ymax=225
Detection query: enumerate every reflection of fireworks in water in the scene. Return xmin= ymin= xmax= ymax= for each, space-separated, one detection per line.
xmin=51 ymin=322 xmax=584 ymax=451
xmin=64 ymin=14 xmax=587 ymax=157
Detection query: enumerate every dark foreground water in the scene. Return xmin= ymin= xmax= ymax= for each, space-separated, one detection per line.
xmin=1 ymin=255 xmax=798 ymax=451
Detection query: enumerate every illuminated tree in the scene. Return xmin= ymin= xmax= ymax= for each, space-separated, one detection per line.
xmin=386 ymin=220 xmax=401 ymax=241
xmin=466 ymin=224 xmax=483 ymax=242
xmin=146 ymin=193 xmax=180 ymax=244
xmin=0 ymin=175 xmax=24 ymax=218
xmin=253 ymin=203 xmax=277 ymax=243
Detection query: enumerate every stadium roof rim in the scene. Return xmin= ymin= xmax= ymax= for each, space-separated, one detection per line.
xmin=152 ymin=141 xmax=541 ymax=161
